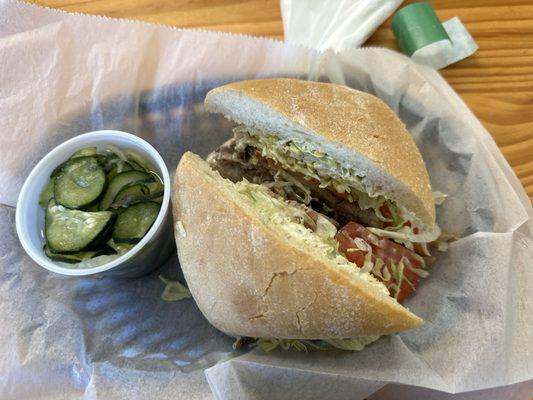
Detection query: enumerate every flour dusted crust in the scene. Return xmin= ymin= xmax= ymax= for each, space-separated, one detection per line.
xmin=205 ymin=78 xmax=435 ymax=228
xmin=173 ymin=152 xmax=422 ymax=339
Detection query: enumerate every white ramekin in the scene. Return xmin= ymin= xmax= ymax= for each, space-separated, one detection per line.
xmin=15 ymin=130 xmax=174 ymax=278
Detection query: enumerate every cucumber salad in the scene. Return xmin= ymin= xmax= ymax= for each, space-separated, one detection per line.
xmin=39 ymin=145 xmax=164 ymax=266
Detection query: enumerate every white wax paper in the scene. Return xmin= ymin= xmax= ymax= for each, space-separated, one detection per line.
xmin=281 ymin=0 xmax=404 ymax=51
xmin=1 ymin=1 xmax=532 ymax=399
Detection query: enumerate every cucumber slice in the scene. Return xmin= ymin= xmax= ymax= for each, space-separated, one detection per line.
xmin=148 ymin=170 xmax=164 ymax=184
xmin=54 ymin=157 xmax=106 ymax=209
xmin=125 ymin=151 xmax=153 ymax=171
xmin=38 ymin=179 xmax=55 ymax=208
xmin=126 ymin=159 xmax=146 ymax=171
xmin=146 ymin=180 xmax=164 ymax=195
xmin=51 ymin=148 xmax=99 ymax=178
xmin=110 ymin=181 xmax=164 ymax=209
xmin=50 ymin=159 xmax=69 ymax=178
xmin=44 ymin=244 xmax=116 ymax=263
xmin=45 ymin=200 xmax=115 ymax=252
xmin=71 ymin=147 xmax=97 ymax=159
xmin=100 ymin=153 xmax=124 ymax=172
xmin=85 ymin=203 xmax=100 ymax=212
xmin=44 ymin=245 xmax=101 ymax=263
xmin=151 ymin=196 xmax=163 ymax=204
xmin=107 ymin=161 xmax=133 ymax=180
xmin=98 ymin=153 xmax=115 ymax=171
xmin=113 ymin=202 xmax=160 ymax=243
xmin=107 ymin=238 xmax=134 ymax=255
xmin=110 ymin=183 xmax=151 ymax=209
xmin=99 ymin=170 xmax=152 ymax=210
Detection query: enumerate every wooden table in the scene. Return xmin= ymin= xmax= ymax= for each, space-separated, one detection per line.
xmin=29 ymin=0 xmax=533 ymax=201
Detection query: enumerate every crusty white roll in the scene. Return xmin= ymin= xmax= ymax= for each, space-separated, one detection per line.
xmin=173 ymin=152 xmax=422 ymax=338
xmin=205 ymin=78 xmax=435 ymax=229
xmin=172 ymin=79 xmax=435 ymax=339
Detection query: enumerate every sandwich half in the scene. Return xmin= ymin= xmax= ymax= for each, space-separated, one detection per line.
xmin=173 ymin=79 xmax=446 ymax=340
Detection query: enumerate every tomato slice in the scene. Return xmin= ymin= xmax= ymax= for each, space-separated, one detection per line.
xmin=335 ymin=221 xmax=427 ymax=304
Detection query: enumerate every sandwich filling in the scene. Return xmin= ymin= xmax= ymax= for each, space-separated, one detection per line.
xmin=231 ymin=178 xmax=389 ymax=296
xmin=208 ymin=126 xmax=451 ymax=305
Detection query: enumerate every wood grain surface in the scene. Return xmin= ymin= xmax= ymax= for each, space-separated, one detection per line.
xmin=27 ymin=0 xmax=533 ymax=201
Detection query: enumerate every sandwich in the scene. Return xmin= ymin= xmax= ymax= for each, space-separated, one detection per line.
xmin=172 ymin=78 xmax=449 ymax=349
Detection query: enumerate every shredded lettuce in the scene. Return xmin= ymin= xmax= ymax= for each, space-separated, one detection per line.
xmin=233 ymin=128 xmax=435 ymax=238
xmin=315 ymin=213 xmax=338 ymax=240
xmin=367 ymin=224 xmax=441 ymax=243
xmin=236 ymin=181 xmax=338 ymax=257
xmin=232 ymin=179 xmax=390 ymax=295
xmin=323 ymin=336 xmax=380 ymax=351
xmin=256 ymin=338 xmax=319 ymax=352
xmin=264 ymin=169 xmax=313 ymax=204
xmin=175 ymin=220 xmax=187 ymax=238
xmin=159 ymin=276 xmax=192 ymax=302
xmin=249 ymin=336 xmax=380 ymax=352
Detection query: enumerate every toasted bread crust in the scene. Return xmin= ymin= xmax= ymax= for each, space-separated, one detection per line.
xmin=205 ymin=78 xmax=435 ymax=228
xmin=172 ymin=152 xmax=422 ymax=339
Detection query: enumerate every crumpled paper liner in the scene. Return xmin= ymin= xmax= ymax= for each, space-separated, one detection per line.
xmin=0 ymin=1 xmax=531 ymax=399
